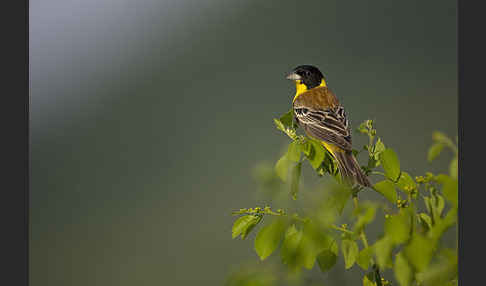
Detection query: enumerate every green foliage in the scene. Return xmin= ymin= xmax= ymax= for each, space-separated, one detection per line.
xmin=305 ymin=139 xmax=326 ymax=170
xmin=427 ymin=143 xmax=444 ymax=162
xmin=373 ymin=236 xmax=393 ymax=270
xmin=353 ymin=202 xmax=378 ymax=234
xmin=225 ymin=264 xmax=278 ymax=286
xmin=275 ymin=154 xmax=291 ymax=182
xmin=404 ymin=233 xmax=435 ymax=272
xmin=442 ymin=177 xmax=458 ymax=208
xmin=341 ymin=239 xmax=359 ymax=269
xmin=317 ymin=249 xmax=337 ymax=272
xmin=287 ymin=141 xmax=302 ymax=162
xmin=379 ymin=148 xmax=401 ymax=181
xmin=229 ymin=111 xmax=458 ymax=286
xmin=373 ymin=180 xmax=397 ymax=204
xmin=254 ymin=218 xmax=287 ymax=260
xmin=384 ymin=212 xmax=411 ymax=244
xmin=233 ymin=215 xmax=262 ymax=239
xmin=363 ymin=272 xmax=377 ymax=286
xmin=290 ymin=162 xmax=302 ymax=200
xmin=394 ymin=252 xmax=413 ymax=286
xmin=280 ymin=224 xmax=305 ymax=269
xmin=279 ymin=221 xmax=335 ymax=271
xmin=357 ymin=247 xmax=373 ymax=270
xmin=396 ymin=172 xmax=417 ymax=193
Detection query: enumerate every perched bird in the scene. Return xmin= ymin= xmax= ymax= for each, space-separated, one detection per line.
xmin=286 ymin=65 xmax=371 ymax=187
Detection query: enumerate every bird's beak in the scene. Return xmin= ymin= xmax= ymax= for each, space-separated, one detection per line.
xmin=286 ymin=72 xmax=301 ymax=81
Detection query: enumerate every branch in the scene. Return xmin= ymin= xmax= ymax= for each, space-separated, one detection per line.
xmin=233 ymin=206 xmax=356 ymax=236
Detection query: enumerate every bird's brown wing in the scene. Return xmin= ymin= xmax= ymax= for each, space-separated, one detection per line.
xmin=293 ymin=87 xmax=352 ymax=151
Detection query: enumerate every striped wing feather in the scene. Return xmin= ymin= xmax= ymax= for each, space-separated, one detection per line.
xmin=293 ymin=87 xmax=352 ymax=151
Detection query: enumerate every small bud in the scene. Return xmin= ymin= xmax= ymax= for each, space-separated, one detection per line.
xmin=425 ymin=172 xmax=435 ymax=181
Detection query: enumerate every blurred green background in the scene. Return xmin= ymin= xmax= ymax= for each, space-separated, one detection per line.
xmin=30 ymin=0 xmax=456 ymax=285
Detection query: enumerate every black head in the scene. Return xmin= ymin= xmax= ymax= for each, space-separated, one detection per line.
xmin=286 ymin=65 xmax=325 ymax=89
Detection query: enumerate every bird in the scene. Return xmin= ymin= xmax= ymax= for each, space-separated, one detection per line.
xmin=285 ymin=65 xmax=371 ymax=187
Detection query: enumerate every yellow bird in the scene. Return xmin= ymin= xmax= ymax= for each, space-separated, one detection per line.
xmin=286 ymin=65 xmax=371 ymax=187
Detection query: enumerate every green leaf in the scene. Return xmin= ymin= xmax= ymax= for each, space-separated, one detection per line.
xmin=384 ymin=212 xmax=411 ymax=244
xmin=290 ymin=162 xmax=302 ymax=200
xmin=341 ymin=239 xmax=359 ymax=269
xmin=327 ymin=183 xmax=352 ymax=215
xmin=394 ymin=252 xmax=413 ymax=286
xmin=331 ymin=240 xmax=339 ymax=255
xmin=429 ymin=192 xmax=445 ymax=223
xmin=357 ymin=247 xmax=373 ymax=270
xmin=274 ymin=118 xmax=285 ymax=132
xmin=353 ymin=203 xmax=378 ymax=233
xmin=415 ymin=248 xmax=458 ymax=286
xmin=232 ymin=216 xmax=250 ymax=239
xmin=306 ymin=139 xmax=326 ymax=170
xmin=434 ymin=174 xmax=450 ymax=184
xmin=363 ymin=272 xmax=377 ymax=286
xmin=287 ymin=141 xmax=302 ymax=162
xmin=299 ymin=222 xmax=333 ymax=270
xmin=373 ymin=180 xmax=397 ymax=204
xmin=404 ymin=233 xmax=435 ymax=272
xmin=396 ymin=172 xmax=417 ymax=193
xmin=423 ymin=196 xmax=432 ymax=214
xmin=317 ymin=249 xmax=337 ymax=273
xmin=449 ymin=157 xmax=458 ymax=179
xmin=232 ymin=215 xmax=262 ymax=239
xmin=281 ymin=222 xmax=333 ymax=271
xmin=302 ymin=141 xmax=312 ymax=156
xmin=435 ymin=195 xmax=445 ymax=218
xmin=379 ymin=148 xmax=401 ymax=181
xmin=279 ymin=109 xmax=294 ymax=128
xmin=275 ymin=154 xmax=291 ymax=182
xmin=280 ymin=225 xmax=304 ymax=270
xmin=358 ymin=121 xmax=369 ymax=134
xmin=418 ymin=213 xmax=433 ymax=231
xmin=432 ymin=131 xmax=454 ymax=146
xmin=428 ymin=143 xmax=444 ymax=162
xmin=373 ymin=137 xmax=386 ymax=160
xmin=373 ymin=237 xmax=394 ymax=269
xmin=316 ymin=184 xmax=352 ymax=227
xmin=442 ymin=177 xmax=458 ymax=208
xmin=322 ymin=149 xmax=337 ymax=175
xmin=428 ymin=208 xmax=457 ymax=242
xmin=254 ymin=218 xmax=287 ymax=261
xmin=367 ymin=156 xmax=380 ymax=170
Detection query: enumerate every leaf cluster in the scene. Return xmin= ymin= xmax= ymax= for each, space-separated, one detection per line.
xmin=227 ymin=111 xmax=458 ymax=286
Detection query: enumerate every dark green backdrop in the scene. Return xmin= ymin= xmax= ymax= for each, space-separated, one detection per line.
xmin=30 ymin=0 xmax=456 ymax=285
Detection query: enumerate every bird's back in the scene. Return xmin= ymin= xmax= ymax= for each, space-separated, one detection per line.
xmin=293 ymin=86 xmax=340 ymax=111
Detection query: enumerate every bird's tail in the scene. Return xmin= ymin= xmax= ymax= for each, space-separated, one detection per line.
xmin=333 ymin=151 xmax=371 ymax=187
